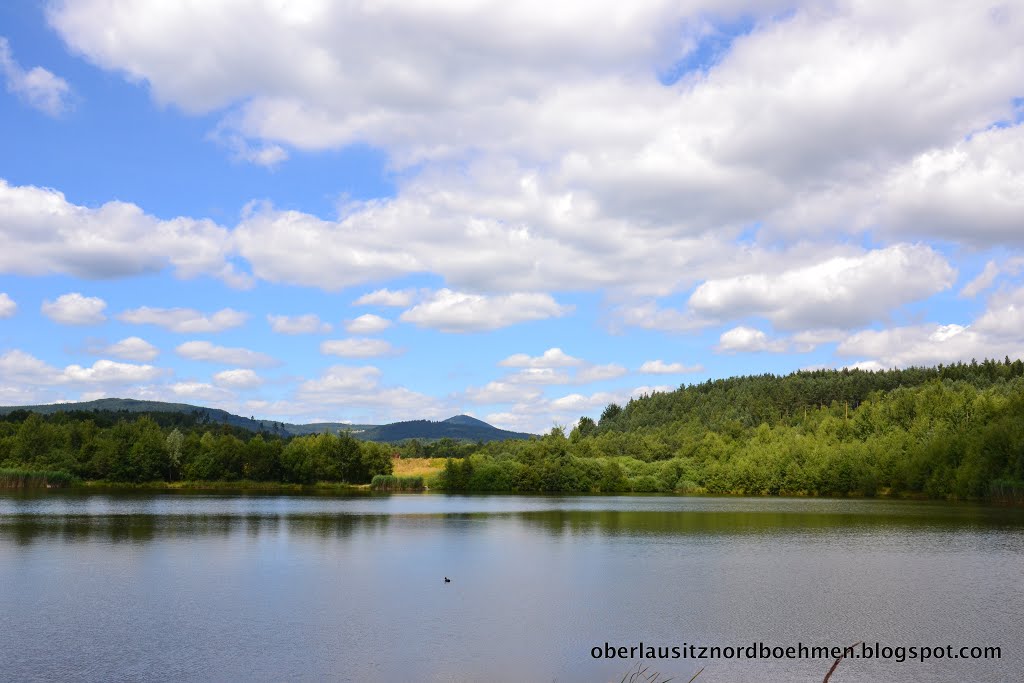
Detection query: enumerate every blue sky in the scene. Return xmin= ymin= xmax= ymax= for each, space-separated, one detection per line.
xmin=1 ymin=1 xmax=1022 ymax=432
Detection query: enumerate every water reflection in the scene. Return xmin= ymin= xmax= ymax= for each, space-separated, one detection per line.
xmin=3 ymin=493 xmax=1022 ymax=545
xmin=0 ymin=513 xmax=397 ymax=544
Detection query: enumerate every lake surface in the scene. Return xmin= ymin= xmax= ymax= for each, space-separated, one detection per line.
xmin=1 ymin=493 xmax=1022 ymax=682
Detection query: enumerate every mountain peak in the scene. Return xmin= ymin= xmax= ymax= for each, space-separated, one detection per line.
xmin=442 ymin=414 xmax=491 ymax=427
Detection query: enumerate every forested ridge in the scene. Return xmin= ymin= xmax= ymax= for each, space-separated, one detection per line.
xmin=1 ymin=359 xmax=1023 ymax=500
xmin=0 ymin=410 xmax=394 ymax=485
xmin=436 ymin=359 xmax=1024 ymax=500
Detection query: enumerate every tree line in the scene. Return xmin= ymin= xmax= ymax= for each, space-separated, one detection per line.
xmin=0 ymin=413 xmax=392 ymax=484
xmin=2 ymin=359 xmax=1023 ymax=499
xmin=434 ymin=360 xmax=1024 ymax=500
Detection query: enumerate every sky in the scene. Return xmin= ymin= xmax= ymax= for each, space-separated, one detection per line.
xmin=0 ymin=0 xmax=1022 ymax=433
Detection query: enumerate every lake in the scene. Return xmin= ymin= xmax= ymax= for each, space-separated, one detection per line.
xmin=1 ymin=493 xmax=1022 ymax=682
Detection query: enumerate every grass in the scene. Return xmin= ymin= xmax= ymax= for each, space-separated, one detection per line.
xmin=79 ymin=479 xmax=367 ymax=492
xmin=370 ymin=475 xmax=425 ymax=491
xmin=0 ymin=468 xmax=80 ymax=489
xmin=392 ymin=457 xmax=446 ymax=479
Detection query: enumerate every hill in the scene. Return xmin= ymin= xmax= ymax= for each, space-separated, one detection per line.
xmin=358 ymin=415 xmax=533 ymax=442
xmin=0 ymin=398 xmax=531 ymax=442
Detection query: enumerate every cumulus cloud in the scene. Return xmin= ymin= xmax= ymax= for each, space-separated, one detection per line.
xmin=102 ymin=336 xmax=159 ymax=362
xmin=0 ymin=37 xmax=71 ymax=116
xmin=120 ymin=306 xmax=248 ymax=333
xmin=486 ymin=384 xmax=670 ymax=432
xmin=16 ymin=0 xmax=1020 ymax=309
xmin=400 ymin=289 xmax=571 ymax=332
xmin=837 ymin=286 xmax=1024 ymax=367
xmin=168 ymin=381 xmax=235 ymax=402
xmin=295 ymin=365 xmax=445 ymax=422
xmin=639 ymin=360 xmax=704 ymax=374
xmin=267 ymin=313 xmax=331 ymax=334
xmin=41 ymin=292 xmax=107 ymax=325
xmin=0 ymin=349 xmax=164 ymax=386
xmin=353 ymin=288 xmax=417 ymax=307
xmin=0 ymin=180 xmax=248 ymax=286
xmin=575 ymin=363 xmax=628 ymax=383
xmin=689 ymin=244 xmax=956 ymax=330
xmin=878 ymin=125 xmax=1024 ymax=246
xmin=717 ymin=326 xmax=788 ymax=353
xmin=0 ymin=293 xmax=16 ymax=318
xmin=175 ymin=341 xmax=277 ymax=367
xmin=499 ymin=348 xmax=583 ymax=368
xmin=212 ymin=368 xmax=264 ymax=389
xmin=611 ymin=301 xmax=711 ymax=333
xmin=344 ymin=314 xmax=392 ymax=334
xmin=62 ymin=359 xmax=163 ymax=383
xmin=320 ymin=338 xmax=398 ymax=358
xmin=464 ymin=381 xmax=543 ymax=405
xmin=504 ymin=368 xmax=573 ymax=385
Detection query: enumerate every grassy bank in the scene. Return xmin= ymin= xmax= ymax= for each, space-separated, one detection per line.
xmin=77 ymin=479 xmax=368 ymax=492
xmin=370 ymin=475 xmax=425 ymax=491
xmin=0 ymin=468 xmax=80 ymax=489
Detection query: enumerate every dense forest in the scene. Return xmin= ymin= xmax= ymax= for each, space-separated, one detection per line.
xmin=434 ymin=359 xmax=1024 ymax=501
xmin=1 ymin=359 xmax=1023 ymax=501
xmin=0 ymin=409 xmax=393 ymax=485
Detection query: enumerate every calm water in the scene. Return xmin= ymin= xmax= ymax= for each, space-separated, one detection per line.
xmin=1 ymin=493 xmax=1022 ymax=682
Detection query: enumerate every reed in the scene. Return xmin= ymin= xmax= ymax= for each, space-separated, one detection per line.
xmin=990 ymin=479 xmax=1024 ymax=504
xmin=370 ymin=475 xmax=425 ymax=491
xmin=0 ymin=468 xmax=80 ymax=489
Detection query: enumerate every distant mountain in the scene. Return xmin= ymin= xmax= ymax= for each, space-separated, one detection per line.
xmin=0 ymin=399 xmax=533 ymax=442
xmin=357 ymin=415 xmax=533 ymax=442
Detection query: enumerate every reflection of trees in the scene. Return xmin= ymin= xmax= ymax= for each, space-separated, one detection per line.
xmin=0 ymin=514 xmax=392 ymax=546
xmin=514 ymin=507 xmax=1015 ymax=538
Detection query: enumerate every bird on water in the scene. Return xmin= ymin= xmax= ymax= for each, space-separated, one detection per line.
xmin=444 ymin=577 xmax=451 ymax=583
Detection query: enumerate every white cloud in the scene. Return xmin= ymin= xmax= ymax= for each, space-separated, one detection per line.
xmin=209 ymin=127 xmax=288 ymax=167
xmin=32 ymin=1 xmax=1024 ymax=306
xmin=344 ymin=313 xmax=392 ymax=334
xmin=973 ymin=286 xmax=1024 ymax=339
xmin=320 ymin=338 xmax=398 ymax=358
xmin=168 ymin=381 xmax=235 ymax=402
xmin=0 ymin=37 xmax=71 ymax=116
xmin=267 ymin=313 xmax=331 ymax=334
xmin=838 ymin=324 xmax=991 ymax=368
xmin=878 ymin=125 xmax=1024 ymax=246
xmin=0 ymin=350 xmax=59 ymax=384
xmin=464 ymin=381 xmax=543 ymax=405
xmin=837 ymin=286 xmax=1024 ymax=367
xmin=611 ymin=301 xmax=711 ymax=333
xmin=102 ymin=336 xmax=159 ymax=362
xmin=960 ymin=261 xmax=1001 ymax=299
xmin=0 ymin=293 xmax=16 ymax=318
xmin=689 ymin=244 xmax=956 ymax=330
xmin=790 ymin=328 xmax=846 ymax=352
xmin=400 ymin=289 xmax=571 ymax=332
xmin=0 ymin=350 xmax=165 ymax=387
xmin=575 ymin=363 xmax=628 ymax=384
xmin=62 ymin=359 xmax=163 ymax=384
xmin=41 ymin=292 xmax=107 ymax=325
xmin=504 ymin=368 xmax=573 ymax=385
xmin=0 ymin=180 xmax=248 ymax=286
xmin=353 ymin=288 xmax=417 ymax=307
xmin=499 ymin=348 xmax=583 ymax=368
xmin=120 ymin=306 xmax=248 ymax=333
xmin=212 ymin=368 xmax=264 ymax=389
xmin=295 ymin=365 xmax=446 ymax=422
xmin=717 ymin=326 xmax=788 ymax=353
xmin=175 ymin=341 xmax=277 ymax=367
xmin=639 ymin=360 xmax=703 ymax=374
